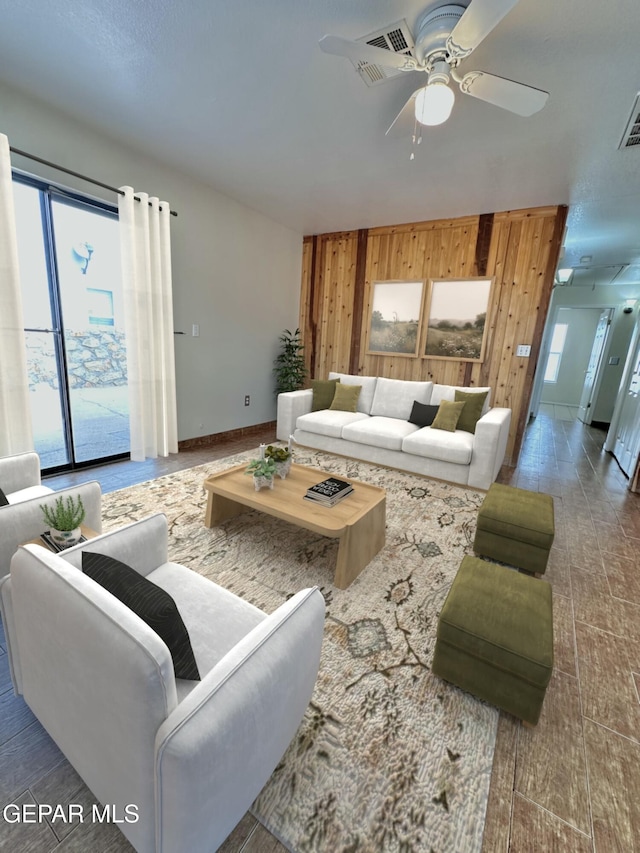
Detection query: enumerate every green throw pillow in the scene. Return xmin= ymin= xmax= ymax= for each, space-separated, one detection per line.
xmin=454 ymin=390 xmax=489 ymax=434
xmin=329 ymin=383 xmax=362 ymax=413
xmin=311 ymin=378 xmax=340 ymax=411
xmin=431 ymin=399 xmax=466 ymax=432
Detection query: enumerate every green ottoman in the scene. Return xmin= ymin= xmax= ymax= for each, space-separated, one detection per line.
xmin=474 ymin=482 xmax=555 ymax=575
xmin=432 ymin=556 xmax=553 ymax=725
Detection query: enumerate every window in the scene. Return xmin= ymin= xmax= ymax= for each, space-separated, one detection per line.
xmin=544 ymin=323 xmax=568 ymax=383
xmin=13 ymin=173 xmax=128 ymax=470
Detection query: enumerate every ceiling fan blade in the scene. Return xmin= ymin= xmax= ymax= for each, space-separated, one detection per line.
xmin=447 ymin=0 xmax=521 ymax=61
xmin=459 ymin=70 xmax=548 ymax=116
xmin=385 ymin=89 xmax=422 ymax=137
xmin=319 ymin=34 xmax=417 ymax=72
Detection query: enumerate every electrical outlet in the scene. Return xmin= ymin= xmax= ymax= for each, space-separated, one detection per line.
xmin=192 ymin=324 xmax=199 ymax=337
xmin=244 ymin=395 xmax=250 ymax=406
xmin=516 ymin=344 xmax=531 ymax=357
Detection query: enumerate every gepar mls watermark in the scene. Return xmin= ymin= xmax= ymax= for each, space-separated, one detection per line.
xmin=3 ymin=803 xmax=139 ymax=824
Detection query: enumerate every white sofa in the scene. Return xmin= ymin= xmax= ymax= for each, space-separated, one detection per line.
xmin=0 ymin=514 xmax=325 ymax=853
xmin=277 ymin=372 xmax=512 ymax=491
xmin=0 ymin=451 xmax=102 ymax=579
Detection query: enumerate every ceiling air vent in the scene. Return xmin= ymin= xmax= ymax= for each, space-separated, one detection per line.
xmin=351 ymin=20 xmax=415 ymax=87
xmin=618 ymin=93 xmax=640 ymax=149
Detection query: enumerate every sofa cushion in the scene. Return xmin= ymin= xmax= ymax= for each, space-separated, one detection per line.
xmin=402 ymin=427 xmax=474 ymax=465
xmin=329 ymin=373 xmax=377 ymax=414
xmin=455 ymin=389 xmax=489 ymax=434
xmin=408 ymin=401 xmax=439 ymax=428
xmin=432 ymin=400 xmax=465 ymax=432
xmin=296 ymin=409 xmax=369 ymax=439
xmin=311 ymin=378 xmax=339 ymax=411
xmin=342 ymin=417 xmax=419 ymax=452
xmin=330 ymin=382 xmax=361 ymax=412
xmin=82 ymin=551 xmax=200 ymax=681
xmin=370 ymin=378 xmax=433 ymax=420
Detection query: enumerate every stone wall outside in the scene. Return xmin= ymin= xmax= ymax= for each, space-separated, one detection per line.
xmin=26 ymin=328 xmax=128 ymax=390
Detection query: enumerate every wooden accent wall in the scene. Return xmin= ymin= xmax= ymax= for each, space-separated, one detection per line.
xmin=300 ymin=205 xmax=567 ymax=465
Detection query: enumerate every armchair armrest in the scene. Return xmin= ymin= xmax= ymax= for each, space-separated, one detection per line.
xmin=276 ymin=389 xmax=313 ymax=441
xmin=0 ymin=480 xmax=102 ymax=580
xmin=61 ymin=513 xmax=169 ymax=577
xmin=0 ymin=452 xmax=41 ymax=494
xmin=468 ymin=407 xmax=512 ymax=490
xmin=154 ymin=586 xmax=325 ymax=853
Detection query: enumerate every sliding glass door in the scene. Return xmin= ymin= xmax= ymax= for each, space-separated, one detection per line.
xmin=12 ymin=176 xmax=129 ymax=471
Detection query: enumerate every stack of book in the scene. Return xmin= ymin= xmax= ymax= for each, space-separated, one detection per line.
xmin=304 ymin=476 xmax=353 ymax=507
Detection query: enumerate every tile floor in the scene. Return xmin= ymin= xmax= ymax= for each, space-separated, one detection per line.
xmin=1 ymin=413 xmax=639 ymax=852
xmin=482 ymin=412 xmax=640 ymax=853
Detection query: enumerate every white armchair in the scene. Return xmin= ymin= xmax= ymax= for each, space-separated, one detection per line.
xmin=0 ymin=453 xmax=102 ymax=579
xmin=0 ymin=451 xmax=53 ymax=504
xmin=0 ymin=513 xmax=325 ymax=853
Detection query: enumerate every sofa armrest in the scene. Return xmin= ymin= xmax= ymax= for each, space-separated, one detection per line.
xmin=276 ymin=389 xmax=313 ymax=441
xmin=0 ymin=452 xmax=41 ymax=494
xmin=0 ymin=481 xmax=102 ymax=580
xmin=60 ymin=513 xmax=169 ymax=578
xmin=154 ymin=586 xmax=325 ymax=853
xmin=468 ymin=407 xmax=512 ymax=490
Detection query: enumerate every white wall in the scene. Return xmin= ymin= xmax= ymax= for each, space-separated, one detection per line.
xmin=0 ymin=80 xmax=303 ymax=442
xmin=538 ymin=282 xmax=640 ymax=421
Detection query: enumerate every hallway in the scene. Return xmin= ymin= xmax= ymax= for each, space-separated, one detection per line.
xmin=482 ymin=411 xmax=640 ymax=852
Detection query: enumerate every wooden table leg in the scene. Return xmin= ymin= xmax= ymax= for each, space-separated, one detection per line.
xmin=334 ymin=497 xmax=386 ymax=589
xmin=204 ymin=491 xmax=246 ymax=527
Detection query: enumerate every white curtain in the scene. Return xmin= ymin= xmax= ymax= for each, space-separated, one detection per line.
xmin=0 ymin=134 xmax=34 ymax=456
xmin=118 ymin=186 xmax=178 ymax=461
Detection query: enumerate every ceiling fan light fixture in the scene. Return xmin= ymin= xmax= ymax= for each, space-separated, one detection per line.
xmin=415 ymin=82 xmax=455 ymax=126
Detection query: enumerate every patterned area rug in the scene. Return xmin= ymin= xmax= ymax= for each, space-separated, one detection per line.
xmin=101 ymin=448 xmax=498 ymax=853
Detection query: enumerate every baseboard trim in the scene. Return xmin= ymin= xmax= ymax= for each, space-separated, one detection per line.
xmin=178 ymin=421 xmax=276 ymax=450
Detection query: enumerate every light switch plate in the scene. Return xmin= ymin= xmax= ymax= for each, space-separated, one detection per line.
xmin=516 ymin=344 xmax=531 ymax=357
xmin=192 ymin=324 xmax=200 ymax=337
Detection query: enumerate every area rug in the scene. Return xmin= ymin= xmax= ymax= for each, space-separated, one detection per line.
xmin=101 ymin=448 xmax=498 ymax=853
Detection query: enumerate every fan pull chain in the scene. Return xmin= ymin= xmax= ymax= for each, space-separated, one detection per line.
xmin=410 ymin=122 xmax=422 ymax=161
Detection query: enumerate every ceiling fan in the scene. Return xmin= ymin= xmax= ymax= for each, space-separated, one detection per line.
xmin=319 ymin=0 xmax=549 ymax=136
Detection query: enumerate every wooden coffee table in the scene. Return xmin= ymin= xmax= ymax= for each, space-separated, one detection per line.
xmin=203 ymin=463 xmax=385 ymax=589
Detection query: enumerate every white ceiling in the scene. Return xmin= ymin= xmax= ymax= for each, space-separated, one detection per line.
xmin=1 ymin=0 xmax=639 ymax=281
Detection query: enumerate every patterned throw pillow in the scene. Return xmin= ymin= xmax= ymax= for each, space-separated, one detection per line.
xmin=82 ymin=551 xmax=200 ymax=680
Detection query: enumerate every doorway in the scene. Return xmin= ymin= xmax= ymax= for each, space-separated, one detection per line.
xmin=533 ymin=306 xmax=613 ymax=422
xmin=13 ymin=176 xmax=129 ymax=472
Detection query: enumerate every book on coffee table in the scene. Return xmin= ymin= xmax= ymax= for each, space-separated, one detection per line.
xmin=304 ymin=477 xmax=354 ymax=507
xmin=40 ymin=531 xmax=88 ymax=553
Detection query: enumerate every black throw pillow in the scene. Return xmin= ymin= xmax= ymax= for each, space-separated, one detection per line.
xmin=408 ymin=401 xmax=440 ymax=428
xmin=0 ymin=486 xmax=9 ymax=507
xmin=82 ymin=551 xmax=200 ymax=680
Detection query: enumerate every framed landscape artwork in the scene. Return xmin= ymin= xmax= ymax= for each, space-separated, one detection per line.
xmin=423 ymin=278 xmax=493 ymax=362
xmin=366 ymin=280 xmax=425 ymax=356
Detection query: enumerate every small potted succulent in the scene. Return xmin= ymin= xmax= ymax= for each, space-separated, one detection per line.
xmin=41 ymin=494 xmax=86 ymax=548
xmin=265 ymin=444 xmax=292 ymax=479
xmin=245 ymin=456 xmax=277 ymax=491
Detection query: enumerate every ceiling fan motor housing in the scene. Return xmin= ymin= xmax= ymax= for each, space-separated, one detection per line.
xmin=414 ymin=4 xmax=465 ymax=66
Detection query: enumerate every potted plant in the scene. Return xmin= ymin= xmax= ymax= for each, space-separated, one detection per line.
xmin=273 ymin=328 xmax=307 ymax=394
xmin=245 ymin=457 xmax=277 ymax=491
xmin=41 ymin=494 xmax=86 ymax=548
xmin=265 ymin=444 xmax=292 ymax=479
